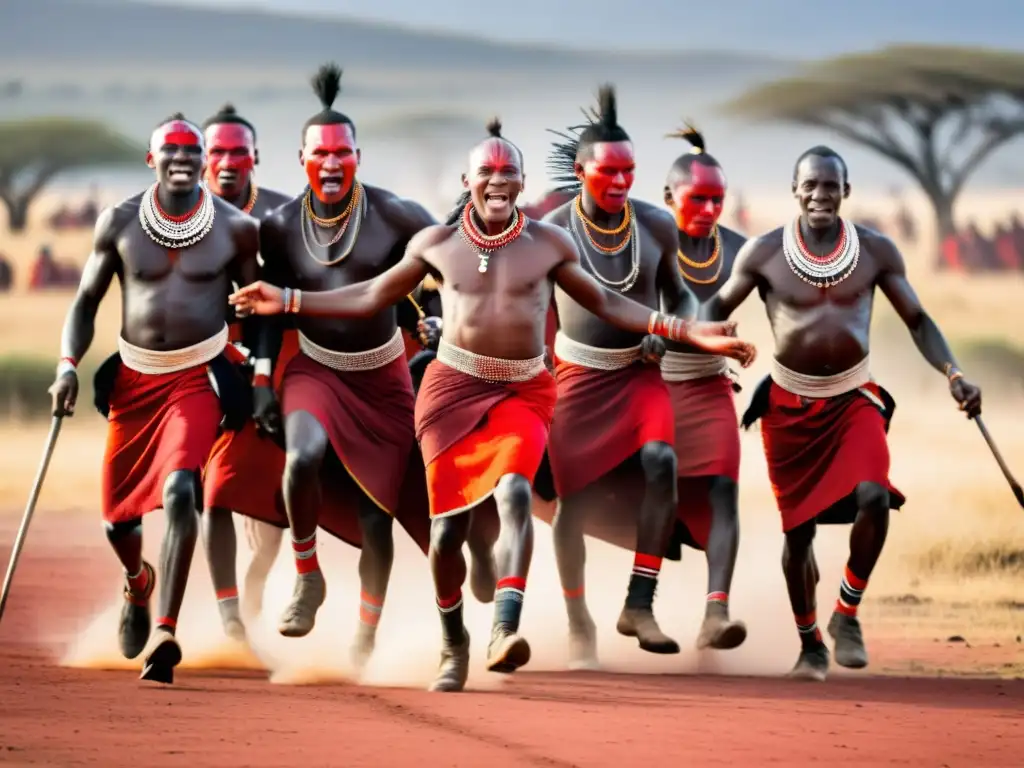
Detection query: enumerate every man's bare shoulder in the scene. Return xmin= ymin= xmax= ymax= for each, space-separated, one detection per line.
xmin=540 ymin=199 xmax=573 ymax=226
xmin=213 ymin=195 xmax=259 ymax=234
xmin=632 ymin=199 xmax=676 ymax=242
xmin=257 ymin=187 xmax=292 ymax=214
xmin=527 ymin=218 xmax=576 ymax=259
xmin=408 ymin=222 xmax=458 ymax=255
xmin=718 ymin=224 xmax=748 ymax=250
xmin=95 ymin=195 xmax=141 ymax=245
xmin=261 ymin=195 xmax=302 ymax=233
xmin=365 ymin=184 xmax=436 ymax=233
xmin=737 ymin=226 xmax=783 ymax=270
xmin=855 ymin=224 xmax=903 ymax=271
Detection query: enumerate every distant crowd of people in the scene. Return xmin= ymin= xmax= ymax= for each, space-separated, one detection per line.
xmin=939 ymin=214 xmax=1024 ymax=273
xmin=0 ymin=245 xmax=82 ymax=293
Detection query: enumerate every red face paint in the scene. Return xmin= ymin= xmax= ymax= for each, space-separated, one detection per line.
xmin=204 ymin=123 xmax=255 ymax=197
xmin=580 ymin=141 xmax=635 ymax=214
xmin=302 ymin=123 xmax=358 ymax=204
xmin=149 ymin=120 xmax=204 ymax=154
xmin=670 ymin=163 xmax=727 ymax=238
xmin=466 ymin=138 xmax=523 ymax=225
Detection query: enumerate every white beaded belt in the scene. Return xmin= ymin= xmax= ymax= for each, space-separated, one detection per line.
xmin=771 ymin=356 xmax=871 ymax=399
xmin=298 ymin=327 xmax=405 ymax=372
xmin=553 ymin=331 xmax=641 ymax=371
xmin=660 ymin=350 xmax=729 ymax=382
xmin=436 ymin=339 xmax=545 ymax=383
xmin=118 ymin=324 xmax=228 ymax=375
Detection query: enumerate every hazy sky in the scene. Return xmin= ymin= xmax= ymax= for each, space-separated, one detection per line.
xmin=131 ymin=0 xmax=1024 ymax=56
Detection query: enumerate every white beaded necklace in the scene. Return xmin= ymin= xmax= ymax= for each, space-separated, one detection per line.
xmin=139 ymin=183 xmax=216 ymax=250
xmin=569 ymin=205 xmax=640 ymax=292
xmin=782 ymin=216 xmax=859 ymax=288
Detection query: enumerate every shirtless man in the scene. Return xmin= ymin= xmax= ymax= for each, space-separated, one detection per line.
xmin=49 ymin=114 xmax=260 ymax=684
xmin=229 ymin=117 xmax=756 ymax=692
xmin=658 ymin=125 xmax=748 ymax=650
xmin=197 ymin=102 xmax=293 ymax=639
xmin=706 ymin=146 xmax=981 ymax=680
xmin=539 ymin=86 xmax=696 ymax=666
xmin=250 ymin=63 xmax=441 ymax=670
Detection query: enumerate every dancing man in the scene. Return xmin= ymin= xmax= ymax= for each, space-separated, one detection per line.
xmin=229 ymin=117 xmax=756 ymax=692
xmin=539 ymin=85 xmax=695 ymax=667
xmin=706 ymin=146 xmax=981 ymax=680
xmin=658 ymin=124 xmax=748 ymax=650
xmin=48 ymin=114 xmax=260 ymax=683
xmin=250 ymin=63 xmax=441 ymax=671
xmin=197 ymin=102 xmax=293 ymax=639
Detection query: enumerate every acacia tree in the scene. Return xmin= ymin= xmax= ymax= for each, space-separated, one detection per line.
xmin=722 ymin=46 xmax=1024 ymax=243
xmin=0 ymin=117 xmax=141 ymax=232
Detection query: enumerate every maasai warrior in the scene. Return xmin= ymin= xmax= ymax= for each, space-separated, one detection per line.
xmin=48 ymin=114 xmax=260 ymax=684
xmin=706 ymin=146 xmax=981 ymax=680
xmin=538 ymin=86 xmax=697 ymax=667
xmin=248 ymin=63 xmax=441 ymax=670
xmin=659 ymin=124 xmax=748 ymax=650
xmin=229 ymin=117 xmax=756 ymax=692
xmin=197 ymin=102 xmax=293 ymax=639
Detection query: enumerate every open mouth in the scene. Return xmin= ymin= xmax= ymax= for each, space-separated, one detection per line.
xmin=484 ymin=192 xmax=510 ymax=210
xmin=168 ymin=166 xmax=195 ymax=183
xmin=319 ymin=175 xmax=343 ymax=195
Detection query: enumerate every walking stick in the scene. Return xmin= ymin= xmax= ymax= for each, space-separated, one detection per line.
xmin=0 ymin=415 xmax=63 ymax=624
xmin=973 ymin=415 xmax=1024 ymax=509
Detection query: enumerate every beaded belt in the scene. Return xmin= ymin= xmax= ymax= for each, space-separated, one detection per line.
xmin=660 ymin=350 xmax=729 ymax=382
xmin=118 ymin=324 xmax=228 ymax=375
xmin=771 ymin=356 xmax=871 ymax=399
xmin=553 ymin=331 xmax=641 ymax=371
xmin=436 ymin=339 xmax=545 ymax=382
xmin=298 ymin=328 xmax=405 ymax=372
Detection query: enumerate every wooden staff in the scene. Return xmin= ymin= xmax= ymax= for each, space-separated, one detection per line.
xmin=0 ymin=416 xmax=63 ymax=624
xmin=973 ymin=415 xmax=1023 ymax=509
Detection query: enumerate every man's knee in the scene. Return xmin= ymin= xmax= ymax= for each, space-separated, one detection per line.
xmin=359 ymin=503 xmax=394 ymax=543
xmin=708 ymin=476 xmax=739 ymax=519
xmin=285 ymin=440 xmax=326 ymax=478
xmin=855 ymin=481 xmax=890 ymax=514
xmin=105 ymin=517 xmax=141 ymax=543
xmin=494 ymin=474 xmax=532 ymax=523
xmin=783 ymin=520 xmax=816 ymax=564
xmin=639 ymin=441 xmax=677 ymax=486
xmin=163 ymin=470 xmax=198 ymax=521
xmin=430 ymin=516 xmax=468 ymax=556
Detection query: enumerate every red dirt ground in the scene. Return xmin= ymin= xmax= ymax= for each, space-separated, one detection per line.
xmin=1 ymin=514 xmax=1022 ymax=767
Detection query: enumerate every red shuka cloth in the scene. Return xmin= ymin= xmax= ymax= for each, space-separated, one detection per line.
xmin=760 ymin=380 xmax=905 ymax=532
xmin=546 ymin=361 xmax=674 ymax=499
xmin=415 ymin=361 xmax=556 ymax=517
xmin=102 ymin=363 xmax=221 ymax=524
xmin=667 ymin=374 xmax=741 ymax=550
xmin=266 ymin=350 xmax=431 ymax=551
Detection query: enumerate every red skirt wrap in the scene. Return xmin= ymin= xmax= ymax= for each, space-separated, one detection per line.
xmin=415 ymin=361 xmax=556 ymax=517
xmin=547 ymin=361 xmax=674 ymax=499
xmin=203 ymin=330 xmax=298 ymax=522
xmin=760 ymin=380 xmax=905 ymax=532
xmin=667 ymin=374 xmax=741 ymax=550
xmin=102 ymin=363 xmax=222 ymax=524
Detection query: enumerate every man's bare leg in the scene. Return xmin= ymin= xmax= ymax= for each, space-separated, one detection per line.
xmin=428 ymin=512 xmax=472 ymax=692
xmin=617 ymin=441 xmax=680 ymax=654
xmin=487 ymin=473 xmax=534 ymax=673
xmin=241 ymin=518 xmax=283 ymax=621
xmin=105 ymin=518 xmax=154 ymax=660
xmin=279 ymin=410 xmax=328 ymax=637
xmin=551 ymin=488 xmax=598 ymax=669
xmin=782 ymin=519 xmax=828 ymax=681
xmin=350 ymin=495 xmax=395 ymax=673
xmin=697 ymin=476 xmax=747 ymax=650
xmin=201 ymin=506 xmax=246 ymax=641
xmin=141 ymin=469 xmax=200 ymax=684
xmin=466 ymin=511 xmax=499 ymax=603
xmin=828 ymin=481 xmax=890 ymax=669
